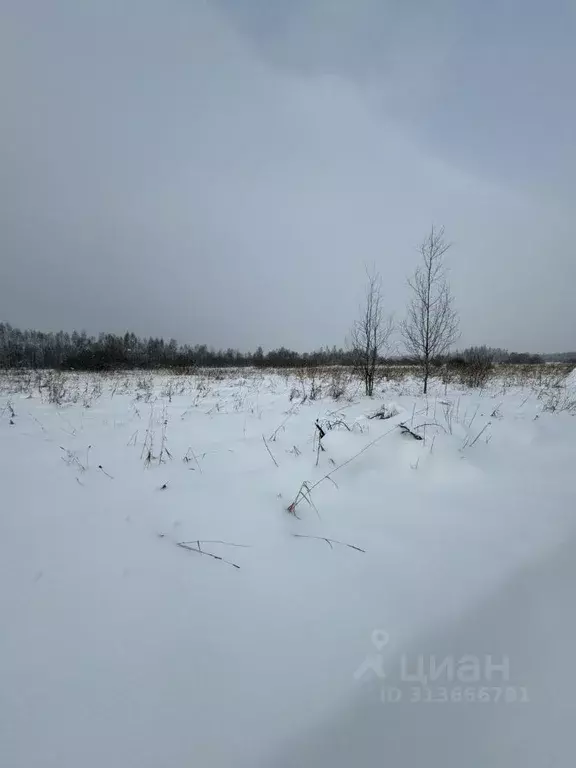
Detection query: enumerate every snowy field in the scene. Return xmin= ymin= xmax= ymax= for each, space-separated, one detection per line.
xmin=1 ymin=366 xmax=576 ymax=767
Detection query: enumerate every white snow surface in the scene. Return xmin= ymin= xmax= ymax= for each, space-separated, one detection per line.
xmin=565 ymin=366 xmax=576 ymax=388
xmin=1 ymin=369 xmax=575 ymax=767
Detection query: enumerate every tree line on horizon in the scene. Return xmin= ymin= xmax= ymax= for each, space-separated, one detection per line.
xmin=0 ymin=225 xmax=571 ymax=378
xmin=0 ymin=321 xmax=557 ymax=372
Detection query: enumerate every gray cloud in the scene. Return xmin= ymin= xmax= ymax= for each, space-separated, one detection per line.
xmin=1 ymin=0 xmax=575 ymax=351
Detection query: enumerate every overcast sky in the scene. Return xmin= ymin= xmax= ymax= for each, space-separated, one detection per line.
xmin=1 ymin=0 xmax=574 ymax=352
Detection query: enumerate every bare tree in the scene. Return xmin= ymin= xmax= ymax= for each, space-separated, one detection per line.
xmin=401 ymin=226 xmax=459 ymax=394
xmin=350 ymin=268 xmax=394 ymax=396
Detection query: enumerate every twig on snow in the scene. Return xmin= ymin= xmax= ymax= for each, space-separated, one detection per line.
xmin=398 ymin=423 xmax=423 ymax=440
xmin=262 ymin=434 xmax=279 ymax=467
xmin=180 ymin=539 xmax=251 ymax=549
xmin=292 ymin=534 xmax=365 ymax=553
xmin=268 ymin=406 xmax=297 ymax=442
xmin=176 ymin=540 xmax=241 ymax=569
xmin=468 ymin=421 xmax=491 ymax=448
xmin=183 ymin=447 xmax=203 ymax=473
xmin=466 ymin=404 xmax=480 ymax=430
xmin=28 ymin=412 xmax=47 ymax=433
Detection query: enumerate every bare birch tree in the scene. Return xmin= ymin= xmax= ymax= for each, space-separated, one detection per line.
xmin=401 ymin=226 xmax=459 ymax=394
xmin=351 ymin=268 xmax=394 ymax=396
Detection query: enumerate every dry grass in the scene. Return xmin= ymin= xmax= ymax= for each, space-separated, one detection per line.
xmin=0 ymin=363 xmax=573 ymax=405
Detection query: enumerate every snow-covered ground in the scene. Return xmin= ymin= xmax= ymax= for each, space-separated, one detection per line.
xmin=1 ymin=367 xmax=575 ymax=767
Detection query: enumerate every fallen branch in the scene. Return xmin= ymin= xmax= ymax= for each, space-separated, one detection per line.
xmin=398 ymin=423 xmax=423 ymax=440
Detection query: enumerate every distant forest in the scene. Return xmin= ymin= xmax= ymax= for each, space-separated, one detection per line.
xmin=0 ymin=322 xmax=571 ymax=371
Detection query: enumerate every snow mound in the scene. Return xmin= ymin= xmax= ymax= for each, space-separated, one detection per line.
xmin=565 ymin=367 xmax=576 ymax=389
xmin=368 ymin=401 xmax=402 ymax=420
